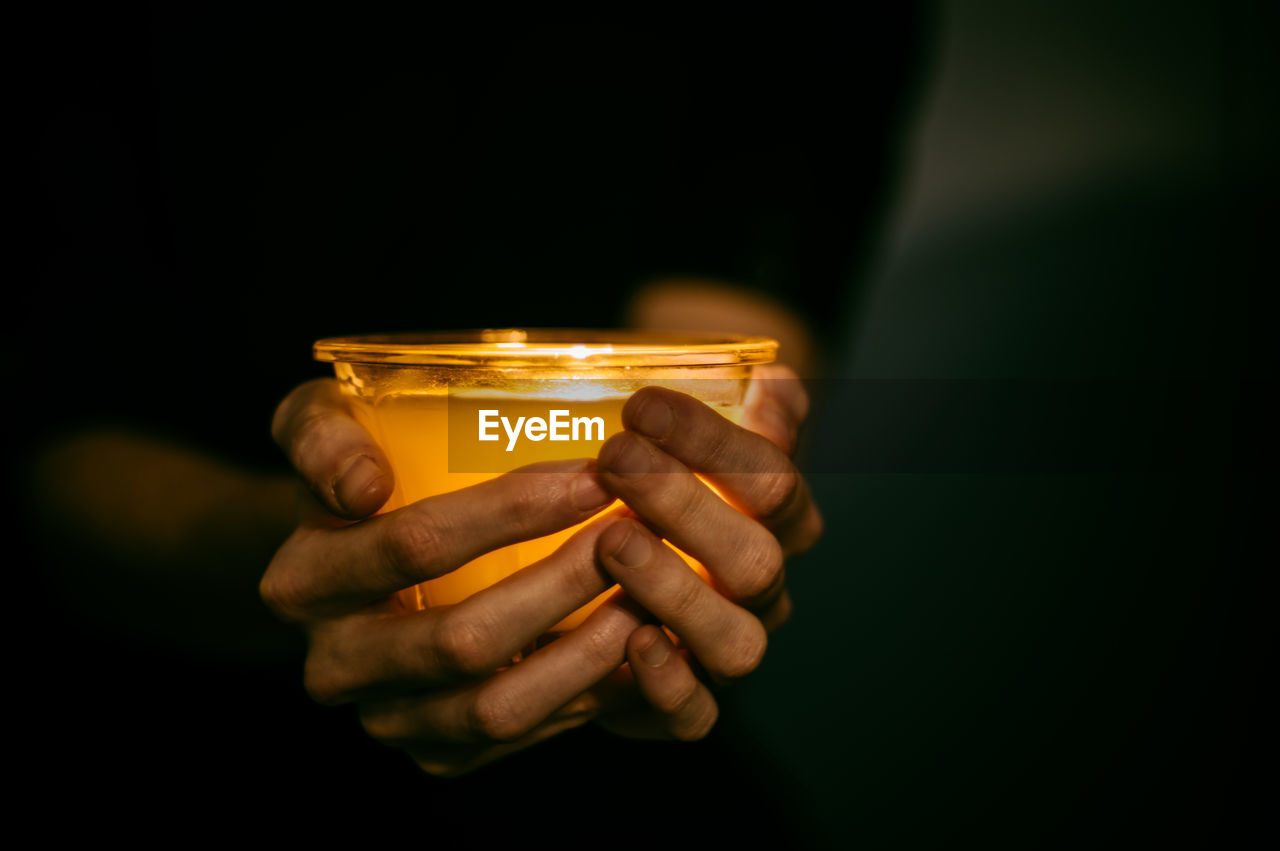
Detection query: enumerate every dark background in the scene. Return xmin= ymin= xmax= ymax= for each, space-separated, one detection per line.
xmin=15 ymin=1 xmax=1274 ymax=846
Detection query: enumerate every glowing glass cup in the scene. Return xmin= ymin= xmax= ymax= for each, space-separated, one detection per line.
xmin=314 ymin=329 xmax=777 ymax=631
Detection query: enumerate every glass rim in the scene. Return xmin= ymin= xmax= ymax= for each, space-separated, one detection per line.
xmin=313 ymin=329 xmax=779 ymax=367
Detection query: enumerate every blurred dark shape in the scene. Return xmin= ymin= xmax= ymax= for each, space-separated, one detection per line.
xmin=730 ymin=1 xmax=1273 ymax=846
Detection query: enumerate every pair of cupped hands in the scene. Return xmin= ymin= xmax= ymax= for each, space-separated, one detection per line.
xmin=260 ymin=365 xmax=821 ymax=776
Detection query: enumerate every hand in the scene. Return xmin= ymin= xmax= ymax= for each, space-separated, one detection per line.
xmin=586 ymin=364 xmax=822 ymax=740
xmin=259 ymin=379 xmax=717 ymax=775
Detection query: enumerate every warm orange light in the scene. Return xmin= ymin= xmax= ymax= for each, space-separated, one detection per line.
xmin=315 ymin=330 xmax=777 ymax=631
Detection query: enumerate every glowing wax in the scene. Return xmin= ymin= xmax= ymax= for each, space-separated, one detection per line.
xmin=314 ymin=330 xmax=776 ymax=633
xmin=352 ymin=389 xmax=738 ymax=631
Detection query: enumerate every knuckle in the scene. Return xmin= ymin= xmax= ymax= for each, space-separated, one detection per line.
xmin=674 ymin=476 xmax=707 ymax=520
xmin=270 ymin=381 xmax=319 ymax=448
xmin=660 ymin=679 xmax=701 ymax=717
xmin=755 ymin=470 xmax=801 ymax=521
xmin=358 ymin=705 xmax=403 ymax=744
xmin=384 ymin=508 xmax=447 ymax=581
xmin=257 ymin=570 xmax=289 ymax=616
xmin=792 ymin=506 xmax=825 ymax=555
xmin=577 ymin=623 xmax=628 ymax=673
xmin=699 ymin=419 xmax=737 ymax=469
xmin=270 ymin=403 xmax=293 ymax=448
xmin=716 ymin=622 xmax=767 ymax=682
xmin=783 ymin=511 xmax=824 ymax=557
xmin=561 ymin=546 xmax=610 ymax=602
xmin=661 ymin=571 xmax=707 ymax=625
xmin=647 ymin=473 xmax=705 ymax=530
xmin=435 ymin=613 xmax=504 ymax=678
xmin=771 ymin=594 xmax=794 ymax=630
xmin=300 ymin=620 xmax=359 ymax=705
xmin=508 ymin=475 xmax=555 ymax=529
xmin=674 ymin=701 xmax=719 ymax=742
xmin=469 ymin=688 xmax=529 ymax=743
xmin=281 ymin=397 xmax=335 ymax=461
xmin=302 ymin=656 xmax=347 ymax=706
xmin=734 ymin=534 xmax=785 ymax=605
xmin=259 ymin=553 xmax=314 ymax=623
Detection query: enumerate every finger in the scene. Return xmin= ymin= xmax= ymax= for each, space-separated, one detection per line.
xmin=757 ymin=588 xmax=794 ymax=634
xmin=626 ymin=626 xmax=719 ymax=740
xmin=752 ymin=363 xmax=809 ymax=417
xmin=300 ymin=516 xmax=617 ymax=703
xmin=355 ymin=594 xmax=643 ymax=745
xmin=617 ymin=386 xmax=823 ymax=554
xmin=742 ymin=363 xmax=810 ymax=454
xmin=596 ymin=433 xmax=787 ymax=609
xmin=271 ymin=378 xmax=394 ymax=520
xmin=260 ymin=458 xmax=614 ymax=620
xmin=598 ymin=518 xmax=767 ymax=682
xmin=402 ymin=694 xmax=601 ymax=777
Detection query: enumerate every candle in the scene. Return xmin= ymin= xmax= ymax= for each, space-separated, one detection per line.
xmin=314 ymin=329 xmax=777 ymax=631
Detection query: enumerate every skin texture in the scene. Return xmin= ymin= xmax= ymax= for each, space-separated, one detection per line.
xmin=26 ymin=285 xmax=822 ymax=775
xmin=260 ymin=364 xmax=822 ymax=775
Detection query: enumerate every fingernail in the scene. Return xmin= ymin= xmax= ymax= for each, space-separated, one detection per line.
xmin=333 ymin=454 xmax=385 ymax=514
xmin=637 ymin=632 xmax=670 ymax=667
xmin=628 ymin=391 xmax=674 ymax=440
xmin=571 ymin=469 xmax=612 ymax=512
xmin=604 ymin=520 xmax=651 ymax=568
xmin=599 ymin=433 xmax=652 ymax=478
